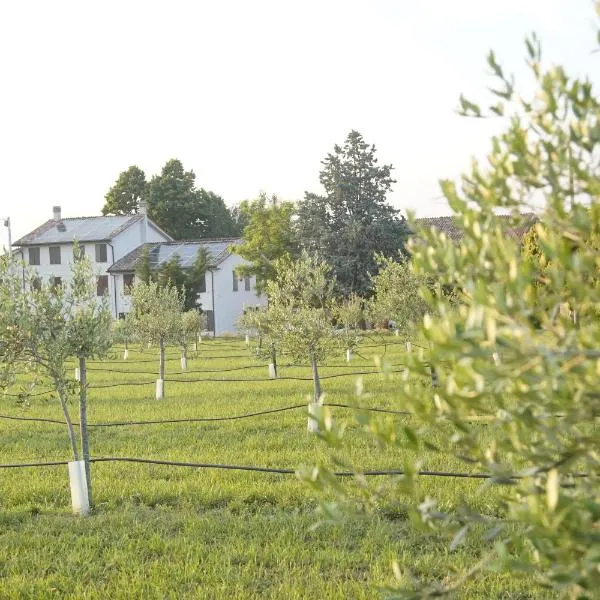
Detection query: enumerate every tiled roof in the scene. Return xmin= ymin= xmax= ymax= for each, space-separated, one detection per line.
xmin=13 ymin=215 xmax=146 ymax=246
xmin=108 ymin=239 xmax=241 ymax=273
xmin=413 ymin=213 xmax=537 ymax=243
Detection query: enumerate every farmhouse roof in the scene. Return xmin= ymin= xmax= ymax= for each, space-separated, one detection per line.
xmin=107 ymin=238 xmax=241 ymax=273
xmin=13 ymin=214 xmax=173 ymax=246
xmin=413 ymin=213 xmax=537 ymax=243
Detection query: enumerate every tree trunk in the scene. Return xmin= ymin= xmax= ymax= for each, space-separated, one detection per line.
xmin=181 ymin=346 xmax=187 ymax=371
xmin=55 ymin=379 xmax=79 ymax=461
xmin=310 ymin=353 xmax=322 ymax=403
xmin=271 ymin=345 xmax=277 ymax=378
xmin=308 ymin=353 xmax=323 ymax=433
xmin=157 ymin=339 xmax=165 ymax=399
xmin=78 ymin=356 xmax=92 ymax=507
xmin=159 ymin=340 xmax=165 ymax=380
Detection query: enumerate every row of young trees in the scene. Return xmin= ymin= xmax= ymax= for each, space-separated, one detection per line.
xmin=0 ymin=250 xmax=206 ymax=513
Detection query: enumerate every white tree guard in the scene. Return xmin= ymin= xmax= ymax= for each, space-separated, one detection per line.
xmin=156 ymin=378 xmax=164 ymax=400
xmin=68 ymin=460 xmax=90 ymax=516
xmin=181 ymin=356 xmax=187 ymax=371
xmin=268 ymin=363 xmax=277 ymax=379
xmin=346 ymin=349 xmax=352 ymax=362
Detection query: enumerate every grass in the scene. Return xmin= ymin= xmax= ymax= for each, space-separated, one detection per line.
xmin=0 ymin=335 xmax=548 ymax=599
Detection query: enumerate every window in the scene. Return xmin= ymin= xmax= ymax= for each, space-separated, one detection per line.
xmin=49 ymin=246 xmax=61 ymax=265
xmin=123 ymin=273 xmax=135 ymax=295
xmin=232 ymin=270 xmax=238 ymax=292
xmin=50 ymin=276 xmax=62 ymax=290
xmin=95 ymin=243 xmax=107 ymax=263
xmin=198 ymin=273 xmax=206 ymax=293
xmin=31 ymin=277 xmax=42 ymax=291
xmin=73 ymin=245 xmax=85 ymax=261
xmin=244 ymin=276 xmax=251 ymax=291
xmin=28 ymin=247 xmax=40 ymax=266
xmin=97 ymin=275 xmax=109 ymax=296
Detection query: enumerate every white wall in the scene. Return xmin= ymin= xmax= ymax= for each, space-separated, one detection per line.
xmin=111 ymin=218 xmax=168 ymax=260
xmin=23 ymin=242 xmax=118 ymax=316
xmin=21 ymin=219 xmax=170 ymax=318
xmin=197 ymin=254 xmax=266 ymax=336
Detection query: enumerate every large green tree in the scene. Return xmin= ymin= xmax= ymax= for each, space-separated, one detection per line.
xmin=232 ymin=193 xmax=297 ymax=294
xmin=146 ymin=159 xmax=204 ymax=239
xmin=297 ymin=131 xmax=409 ymax=296
xmin=104 ymin=159 xmax=238 ymax=239
xmin=102 ymin=165 xmax=147 ymax=215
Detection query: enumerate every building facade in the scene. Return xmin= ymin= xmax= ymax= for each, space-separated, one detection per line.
xmin=13 ymin=207 xmax=265 ymax=335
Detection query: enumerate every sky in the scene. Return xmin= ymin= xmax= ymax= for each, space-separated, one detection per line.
xmin=0 ymin=0 xmax=598 ymax=247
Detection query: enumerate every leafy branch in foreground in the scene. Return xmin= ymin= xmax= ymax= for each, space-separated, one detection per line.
xmin=304 ymin=24 xmax=600 ymax=599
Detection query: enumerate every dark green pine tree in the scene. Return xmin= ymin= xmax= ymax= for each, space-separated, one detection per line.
xmin=296 ymin=130 xmax=409 ymax=296
xmin=102 ymin=166 xmax=147 ymax=215
xmin=146 ymin=159 xmax=204 ymax=240
xmin=135 ymin=247 xmax=154 ymax=284
xmin=157 ymin=254 xmax=187 ymax=292
xmin=183 ymin=248 xmax=211 ymax=310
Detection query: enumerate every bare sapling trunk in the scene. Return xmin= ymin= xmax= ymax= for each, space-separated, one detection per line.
xmin=156 ymin=339 xmax=165 ymax=399
xmin=181 ymin=345 xmax=188 ymax=371
xmin=311 ymin=354 xmax=322 ymax=403
xmin=55 ymin=378 xmax=79 ymax=461
xmin=78 ymin=355 xmax=92 ymax=506
xmin=308 ymin=352 xmax=323 ymax=433
xmin=271 ymin=345 xmax=277 ymax=378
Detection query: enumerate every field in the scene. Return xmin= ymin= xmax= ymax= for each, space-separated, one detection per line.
xmin=0 ymin=336 xmax=546 ymax=599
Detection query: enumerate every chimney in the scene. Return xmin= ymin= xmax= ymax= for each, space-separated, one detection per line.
xmin=53 ymin=205 xmax=61 ymax=221
xmin=139 ymin=199 xmax=147 ymax=244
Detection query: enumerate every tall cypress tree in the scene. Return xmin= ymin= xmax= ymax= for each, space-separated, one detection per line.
xmin=297 ymin=131 xmax=409 ymax=296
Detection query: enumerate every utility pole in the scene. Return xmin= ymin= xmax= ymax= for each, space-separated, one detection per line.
xmin=3 ymin=217 xmax=11 ymax=252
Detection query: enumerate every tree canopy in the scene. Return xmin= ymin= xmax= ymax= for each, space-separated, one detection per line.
xmin=102 ymin=159 xmax=241 ymax=239
xmin=102 ymin=166 xmax=147 ymax=216
xmin=297 ymin=130 xmax=409 ymax=296
xmin=232 ymin=193 xmax=297 ymax=294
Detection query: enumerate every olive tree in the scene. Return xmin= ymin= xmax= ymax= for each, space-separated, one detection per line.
xmin=238 ymin=307 xmax=278 ymax=378
xmin=129 ymin=280 xmax=183 ymax=399
xmin=113 ymin=314 xmax=136 ymax=359
xmin=265 ymin=252 xmax=340 ymax=431
xmin=0 ymin=245 xmax=112 ymax=509
xmin=368 ymin=253 xmax=430 ymax=335
xmin=335 ymin=294 xmax=364 ymax=362
xmin=305 ymin=25 xmax=600 ymax=598
xmin=178 ymin=310 xmax=206 ymax=369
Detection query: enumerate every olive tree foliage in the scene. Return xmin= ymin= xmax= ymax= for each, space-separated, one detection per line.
xmin=334 ymin=294 xmax=364 ymax=356
xmin=113 ymin=314 xmax=136 ymax=357
xmin=179 ymin=310 xmax=206 ymax=364
xmin=238 ymin=307 xmax=278 ymax=374
xmin=128 ymin=280 xmax=183 ymax=388
xmin=0 ymin=246 xmax=112 ymax=467
xmin=265 ymin=252 xmax=340 ymax=404
xmin=304 ymin=28 xmax=600 ymax=599
xmin=368 ymin=253 xmax=430 ymax=334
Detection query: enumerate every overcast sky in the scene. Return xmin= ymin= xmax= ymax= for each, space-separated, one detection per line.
xmin=0 ymin=0 xmax=598 ymax=247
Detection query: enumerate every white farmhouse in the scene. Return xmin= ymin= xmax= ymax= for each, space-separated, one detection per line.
xmin=109 ymin=239 xmax=266 ymax=334
xmin=12 ymin=206 xmax=265 ymax=335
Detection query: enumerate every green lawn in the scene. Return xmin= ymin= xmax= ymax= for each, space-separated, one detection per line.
xmin=0 ymin=336 xmax=546 ymax=599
